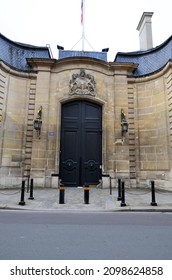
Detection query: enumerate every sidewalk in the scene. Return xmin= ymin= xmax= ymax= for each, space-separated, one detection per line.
xmin=0 ymin=186 xmax=172 ymax=212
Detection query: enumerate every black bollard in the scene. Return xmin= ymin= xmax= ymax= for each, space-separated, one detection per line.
xmin=150 ymin=180 xmax=157 ymax=206
xmin=28 ymin=178 xmax=34 ymax=200
xmin=117 ymin=178 xmax=122 ymax=201
xmin=27 ymin=175 xmax=30 ymax=193
xmin=110 ymin=175 xmax=112 ymax=195
xmin=19 ymin=180 xmax=26 ymax=206
xmin=120 ymin=181 xmax=126 ymax=207
xmin=59 ymin=185 xmax=65 ymax=204
xmin=84 ymin=185 xmax=89 ymax=204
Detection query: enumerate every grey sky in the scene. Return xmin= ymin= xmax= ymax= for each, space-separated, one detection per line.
xmin=0 ymin=0 xmax=171 ymax=61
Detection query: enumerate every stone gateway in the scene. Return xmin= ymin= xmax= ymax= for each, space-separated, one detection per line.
xmin=0 ymin=13 xmax=172 ymax=190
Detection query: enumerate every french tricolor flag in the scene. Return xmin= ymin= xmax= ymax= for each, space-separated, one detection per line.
xmin=81 ymin=0 xmax=84 ymax=25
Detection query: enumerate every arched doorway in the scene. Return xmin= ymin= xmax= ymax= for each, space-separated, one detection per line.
xmin=59 ymin=100 xmax=102 ymax=187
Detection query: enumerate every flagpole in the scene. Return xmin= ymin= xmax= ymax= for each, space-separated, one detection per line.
xmin=81 ymin=0 xmax=85 ymax=51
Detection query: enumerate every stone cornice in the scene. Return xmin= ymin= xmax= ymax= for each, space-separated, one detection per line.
xmin=27 ymin=58 xmax=56 ymax=71
xmin=0 ymin=60 xmax=37 ymax=78
xmin=27 ymin=57 xmax=138 ymax=76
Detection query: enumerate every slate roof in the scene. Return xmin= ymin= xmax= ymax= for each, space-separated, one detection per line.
xmin=0 ymin=33 xmax=51 ymax=71
xmin=1 ymin=32 xmax=172 ymax=76
xmin=115 ymin=35 xmax=172 ymax=77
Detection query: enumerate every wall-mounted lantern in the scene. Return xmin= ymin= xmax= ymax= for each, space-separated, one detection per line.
xmin=121 ymin=109 xmax=128 ymax=140
xmin=34 ymin=106 xmax=42 ymax=139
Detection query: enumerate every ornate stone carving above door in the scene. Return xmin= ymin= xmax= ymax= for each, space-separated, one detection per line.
xmin=69 ymin=70 xmax=96 ymax=96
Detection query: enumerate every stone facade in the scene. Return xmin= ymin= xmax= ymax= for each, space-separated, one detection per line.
xmin=1 ymin=34 xmax=172 ymax=190
xmin=129 ymin=66 xmax=172 ymax=189
xmin=24 ymin=58 xmax=137 ymax=188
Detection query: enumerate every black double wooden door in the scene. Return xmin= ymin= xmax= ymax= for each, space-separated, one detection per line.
xmin=60 ymin=100 xmax=102 ymax=187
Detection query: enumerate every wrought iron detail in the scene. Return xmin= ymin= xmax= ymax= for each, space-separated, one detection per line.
xmin=86 ymin=160 xmax=97 ymax=171
xmin=64 ymin=159 xmax=76 ymax=171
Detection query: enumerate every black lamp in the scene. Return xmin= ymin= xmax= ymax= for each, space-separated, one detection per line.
xmin=34 ymin=119 xmax=42 ymax=130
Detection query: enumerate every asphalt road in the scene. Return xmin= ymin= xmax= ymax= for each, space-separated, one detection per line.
xmin=0 ymin=210 xmax=172 ymax=260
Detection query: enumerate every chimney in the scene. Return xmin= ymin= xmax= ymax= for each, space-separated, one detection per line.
xmin=137 ymin=12 xmax=154 ymax=50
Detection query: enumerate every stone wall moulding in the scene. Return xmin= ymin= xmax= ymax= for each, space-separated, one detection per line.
xmin=69 ymin=69 xmax=96 ymax=96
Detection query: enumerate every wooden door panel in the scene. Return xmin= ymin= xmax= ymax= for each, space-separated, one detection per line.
xmin=60 ymin=101 xmax=102 ymax=187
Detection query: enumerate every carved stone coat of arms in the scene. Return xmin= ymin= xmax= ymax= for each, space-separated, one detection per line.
xmin=69 ymin=70 xmax=96 ymax=96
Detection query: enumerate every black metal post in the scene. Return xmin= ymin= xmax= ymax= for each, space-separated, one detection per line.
xmin=110 ymin=175 xmax=112 ymax=195
xmin=19 ymin=180 xmax=25 ymax=206
xmin=120 ymin=181 xmax=126 ymax=207
xmin=28 ymin=178 xmax=34 ymax=200
xmin=59 ymin=185 xmax=65 ymax=204
xmin=84 ymin=185 xmax=89 ymax=204
xmin=117 ymin=178 xmax=122 ymax=201
xmin=150 ymin=180 xmax=157 ymax=206
xmin=27 ymin=175 xmax=30 ymax=193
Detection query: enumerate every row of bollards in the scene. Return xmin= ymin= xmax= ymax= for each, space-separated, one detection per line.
xmin=18 ymin=178 xmax=158 ymax=207
xmin=59 ymin=184 xmax=90 ymax=204
xmin=117 ymin=179 xmax=157 ymax=207
xmin=19 ymin=179 xmax=90 ymax=206
xmin=58 ymin=180 xmax=157 ymax=207
xmin=18 ymin=178 xmax=34 ymax=206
